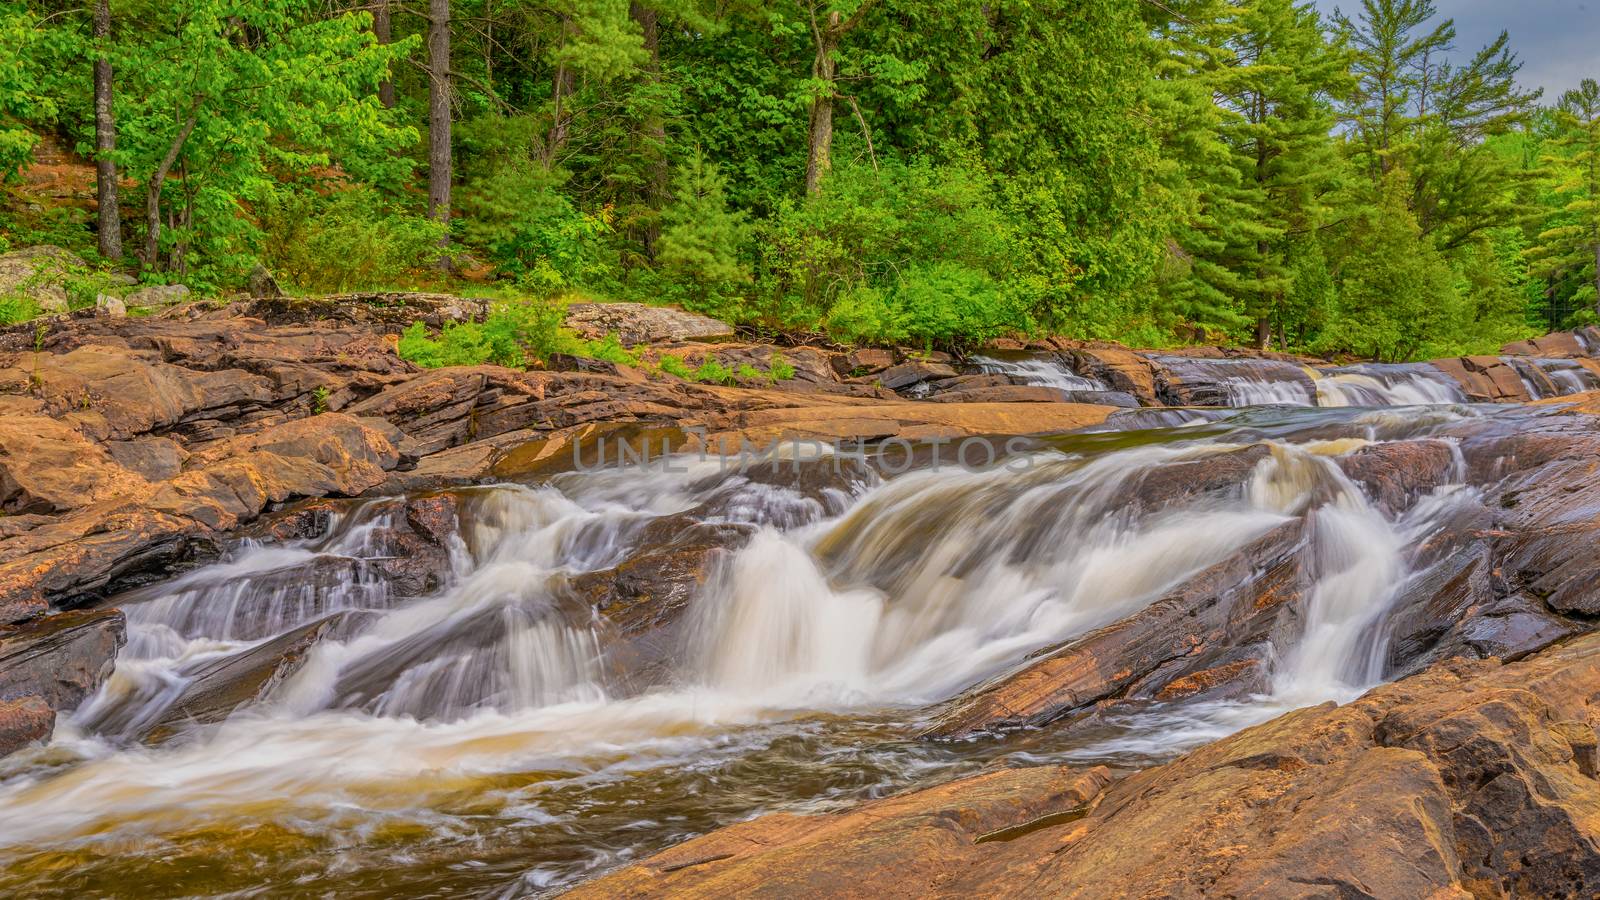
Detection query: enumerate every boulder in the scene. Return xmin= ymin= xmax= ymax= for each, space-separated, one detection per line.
xmin=923 ymin=521 xmax=1304 ymax=739
xmin=0 ymin=695 xmax=53 ymax=758
xmin=1432 ymin=355 xmax=1532 ymax=402
xmin=565 ymin=302 xmax=734 ymax=346
xmin=124 ymin=283 xmax=190 ymax=307
xmin=0 ymin=608 xmax=125 ymax=712
xmin=1068 ymin=348 xmax=1162 ymax=405
xmin=0 ymin=245 xmax=85 ymax=313
xmin=0 ymin=415 xmax=150 ymax=513
xmin=872 ymin=360 xmax=958 ymax=391
xmin=835 ymin=348 xmax=896 ymax=376
xmin=94 ymin=293 xmax=126 ymax=317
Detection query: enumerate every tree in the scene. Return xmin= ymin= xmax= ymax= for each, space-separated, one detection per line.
xmin=1337 ymin=0 xmax=1538 ymax=250
xmin=657 ymin=148 xmax=750 ymax=311
xmin=112 ymin=0 xmax=414 ymax=278
xmin=800 ymin=0 xmax=878 ymax=196
xmin=92 ymin=0 xmax=122 ymax=259
xmin=1528 ymin=80 xmax=1600 ymax=319
xmin=1156 ymin=0 xmax=1351 ymax=346
xmin=428 ymin=0 xmax=453 ymax=258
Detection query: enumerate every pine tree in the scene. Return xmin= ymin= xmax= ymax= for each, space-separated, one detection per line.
xmin=657 ymin=148 xmax=751 ymax=317
xmin=1163 ymin=0 xmax=1351 ymax=346
xmin=1528 ymin=80 xmax=1600 ymax=320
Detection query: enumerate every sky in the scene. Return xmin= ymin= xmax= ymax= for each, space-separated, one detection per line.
xmin=1311 ymin=0 xmax=1600 ymax=99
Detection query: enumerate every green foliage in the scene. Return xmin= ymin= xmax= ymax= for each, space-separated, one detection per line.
xmin=397 ymin=295 xmax=578 ymax=368
xmin=257 ymin=186 xmax=449 ymax=293
xmin=768 ymin=351 xmax=795 ymax=381
xmin=657 ymin=355 xmax=693 ymax=379
xmin=0 ymin=4 xmax=53 ymax=178
xmin=0 ymin=0 xmax=1579 ymax=357
xmin=582 ymin=332 xmax=643 ymax=366
xmin=691 ymin=356 xmax=733 ymax=384
xmin=0 ymin=294 xmax=40 ymax=325
xmin=1316 ymin=177 xmax=1464 ymax=361
xmin=657 ymin=148 xmax=751 ymax=318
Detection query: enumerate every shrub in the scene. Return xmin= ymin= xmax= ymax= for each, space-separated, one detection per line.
xmin=396 ymin=295 xmax=580 ymax=369
xmin=0 ymin=294 xmax=40 ymax=325
xmin=768 ymin=351 xmax=795 ymax=380
xmin=258 ymin=185 xmax=448 ymax=293
xmin=658 ymin=355 xmax=693 ymax=379
xmin=692 ymin=357 xmax=734 ymax=384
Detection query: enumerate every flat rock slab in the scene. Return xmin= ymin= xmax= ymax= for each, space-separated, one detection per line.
xmin=565 ymin=302 xmax=734 ymax=346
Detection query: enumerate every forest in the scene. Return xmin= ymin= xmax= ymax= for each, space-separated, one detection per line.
xmin=2 ymin=0 xmax=1598 ymax=360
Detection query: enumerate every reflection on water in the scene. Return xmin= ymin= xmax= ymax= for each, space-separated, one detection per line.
xmin=0 ymin=405 xmax=1494 ymax=896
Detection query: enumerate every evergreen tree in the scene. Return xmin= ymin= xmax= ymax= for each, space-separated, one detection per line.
xmin=1163 ymin=0 xmax=1351 ymax=346
xmin=657 ymin=148 xmax=751 ymax=316
xmin=1528 ymin=80 xmax=1600 ymax=320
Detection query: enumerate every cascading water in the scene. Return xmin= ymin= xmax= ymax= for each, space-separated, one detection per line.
xmin=971 ymin=354 xmax=1111 ymax=393
xmin=0 ymin=407 xmax=1485 ymax=896
xmin=1312 ymin=363 xmax=1467 ymax=407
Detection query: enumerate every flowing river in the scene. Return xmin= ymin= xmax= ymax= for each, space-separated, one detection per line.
xmin=0 ymin=401 xmax=1501 ymax=896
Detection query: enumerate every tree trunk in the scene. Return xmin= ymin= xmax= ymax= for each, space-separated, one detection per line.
xmin=1594 ymin=241 xmax=1600 ymax=319
xmin=142 ymin=115 xmax=197 ymax=269
xmin=546 ymin=18 xmax=577 ymax=166
xmin=804 ymin=13 xmax=839 ymax=197
xmin=93 ymin=0 xmax=122 ymax=261
xmin=427 ymin=0 xmax=452 ymax=264
xmin=631 ymin=1 xmax=667 ymax=257
xmin=374 ymin=0 xmax=395 ymax=108
xmin=1254 ymin=315 xmax=1271 ymax=351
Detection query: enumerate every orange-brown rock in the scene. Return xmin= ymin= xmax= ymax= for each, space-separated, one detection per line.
xmin=1066 ymin=348 xmax=1156 ymax=404
xmin=573 ymin=631 xmax=1600 ymax=899
xmin=1502 ymin=331 xmax=1587 ymax=357
xmin=1432 ymin=355 xmax=1533 ymax=402
xmin=0 ymin=694 xmax=52 ymax=758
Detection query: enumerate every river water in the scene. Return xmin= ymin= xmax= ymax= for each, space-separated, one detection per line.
xmin=0 ymin=401 xmax=1500 ymax=896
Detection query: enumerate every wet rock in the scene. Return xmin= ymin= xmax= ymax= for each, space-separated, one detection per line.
xmin=577 ymin=632 xmax=1600 ymax=900
xmin=567 ymin=516 xmax=754 ymax=640
xmin=1432 ymin=355 xmax=1532 ymax=402
xmin=564 ymin=766 xmax=1116 ymax=899
xmin=141 ymin=612 xmax=374 ymax=742
xmin=1067 ymin=348 xmax=1162 ymax=406
xmin=1336 ymin=438 xmax=1460 ymax=515
xmin=0 ymin=695 xmax=53 ymax=758
xmin=871 ymin=360 xmax=958 ymax=391
xmin=1503 ymin=332 xmax=1587 ymax=358
xmin=1156 ymin=355 xmax=1315 ymax=407
xmin=0 ymin=608 xmax=125 ymax=712
xmin=926 ymin=384 xmax=1072 ymax=404
xmin=564 ymin=302 xmax=734 ymax=346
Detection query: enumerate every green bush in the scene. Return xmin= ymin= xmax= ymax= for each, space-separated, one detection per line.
xmin=824 ymin=262 xmax=1022 ymax=350
xmin=258 ymin=186 xmax=448 ymax=293
xmin=396 ymin=295 xmax=581 ymax=369
xmin=768 ymin=351 xmax=795 ymax=381
xmin=692 ymin=357 xmax=734 ymax=384
xmin=582 ymin=332 xmax=642 ymax=366
xmin=658 ymin=355 xmax=693 ymax=379
xmin=0 ymin=294 xmax=40 ymax=325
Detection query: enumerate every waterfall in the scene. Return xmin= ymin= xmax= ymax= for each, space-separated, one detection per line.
xmin=971 ymin=355 xmax=1110 ymax=393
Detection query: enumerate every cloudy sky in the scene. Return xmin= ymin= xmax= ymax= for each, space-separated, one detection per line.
xmin=1311 ymin=0 xmax=1600 ymax=99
